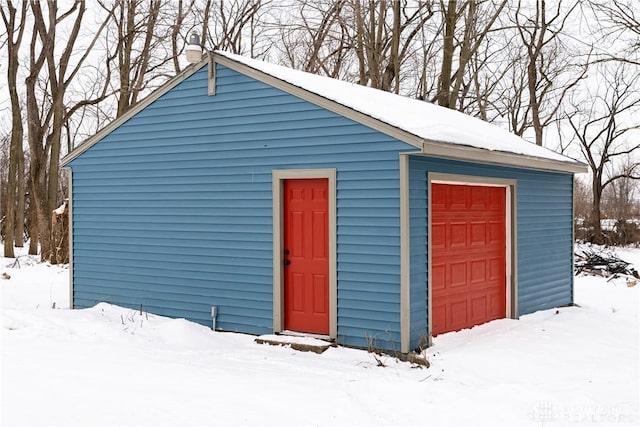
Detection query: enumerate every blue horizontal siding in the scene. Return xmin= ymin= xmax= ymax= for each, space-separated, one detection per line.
xmin=409 ymin=155 xmax=574 ymax=341
xmin=409 ymin=160 xmax=428 ymax=350
xmin=69 ymin=63 xmax=414 ymax=350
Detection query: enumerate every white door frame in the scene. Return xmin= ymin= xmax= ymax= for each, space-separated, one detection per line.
xmin=272 ymin=169 xmax=337 ymax=339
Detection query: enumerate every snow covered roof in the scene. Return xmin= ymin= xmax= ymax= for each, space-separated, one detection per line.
xmin=215 ymin=51 xmax=585 ymax=173
xmin=64 ymin=50 xmax=585 ymax=173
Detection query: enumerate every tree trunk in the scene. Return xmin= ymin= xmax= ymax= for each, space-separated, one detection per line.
xmin=527 ymin=55 xmax=544 ymax=146
xmin=46 ymin=98 xmax=64 ymax=224
xmin=591 ymin=180 xmax=603 ymax=245
xmin=28 ymin=191 xmax=39 ymax=255
xmin=389 ymin=0 xmax=400 ymax=94
xmin=29 ymin=0 xmax=86 ymax=261
xmin=116 ymin=0 xmax=135 ymax=117
xmin=3 ymin=143 xmax=16 ymax=258
xmin=1 ymin=0 xmax=28 ymax=257
xmin=438 ymin=0 xmax=456 ymax=108
xmin=14 ymin=144 xmax=25 ymax=247
xmin=365 ymin=0 xmax=382 ymax=89
xmin=50 ymin=200 xmax=69 ymax=265
xmin=354 ymin=0 xmax=367 ymax=85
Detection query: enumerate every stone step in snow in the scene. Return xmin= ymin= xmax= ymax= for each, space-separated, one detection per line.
xmin=255 ymin=334 xmax=333 ymax=354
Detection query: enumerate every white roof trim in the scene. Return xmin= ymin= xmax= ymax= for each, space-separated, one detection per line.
xmin=422 ymin=140 xmax=587 ymax=174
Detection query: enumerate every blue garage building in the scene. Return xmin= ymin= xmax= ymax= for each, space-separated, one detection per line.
xmin=62 ymin=52 xmax=585 ymax=353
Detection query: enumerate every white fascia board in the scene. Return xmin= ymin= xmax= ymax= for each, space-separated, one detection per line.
xmin=422 ymin=140 xmax=587 ymax=174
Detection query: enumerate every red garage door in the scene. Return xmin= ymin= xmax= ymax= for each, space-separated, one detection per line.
xmin=431 ymin=183 xmax=506 ymax=336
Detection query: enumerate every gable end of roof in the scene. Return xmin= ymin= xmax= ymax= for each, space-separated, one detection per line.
xmin=62 ymin=58 xmax=209 ymax=165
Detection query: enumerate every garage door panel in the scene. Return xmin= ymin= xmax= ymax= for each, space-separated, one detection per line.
xmin=432 ymin=264 xmax=446 ymax=290
xmin=449 ymin=299 xmax=468 ymax=328
xmin=470 ymin=187 xmax=487 ymax=209
xmin=470 ymin=222 xmax=487 ymax=245
xmin=470 ymin=296 xmax=488 ymax=321
xmin=432 ymin=304 xmax=446 ymax=333
xmin=431 ymin=183 xmax=506 ymax=336
xmin=470 ymin=259 xmax=487 ymax=284
xmin=489 ymin=257 xmax=505 ymax=280
xmin=450 ymin=222 xmax=467 ymax=247
xmin=432 ymin=223 xmax=446 ymax=248
xmin=432 ymin=186 xmax=446 ymax=207
xmin=450 ymin=186 xmax=466 ymax=209
xmin=450 ymin=262 xmax=467 ymax=287
xmin=489 ymin=293 xmax=506 ymax=318
xmin=489 ymin=221 xmax=504 ymax=243
xmin=488 ymin=188 xmax=504 ymax=208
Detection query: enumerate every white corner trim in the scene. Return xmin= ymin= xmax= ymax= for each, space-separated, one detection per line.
xmin=571 ymin=178 xmax=575 ymax=305
xmin=271 ymin=169 xmax=337 ymax=339
xmin=426 ymin=176 xmax=433 ymax=347
xmin=272 ymin=176 xmax=283 ymax=332
xmin=399 ymin=154 xmax=411 ymax=354
xmin=208 ymin=52 xmax=216 ymax=95
xmin=66 ymin=167 xmax=74 ymax=309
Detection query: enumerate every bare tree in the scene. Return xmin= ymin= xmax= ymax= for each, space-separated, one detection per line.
xmin=170 ymin=0 xmax=197 ymax=74
xmin=97 ymin=0 xmax=179 ymax=117
xmin=566 ymin=63 xmax=640 ymax=244
xmin=0 ymin=0 xmax=27 ymax=257
xmin=511 ymin=0 xmax=588 ymax=146
xmin=277 ymin=0 xmax=352 ymax=78
xmin=26 ymin=0 xmax=110 ymax=260
xmin=0 ymin=131 xmax=8 ymax=246
xmin=24 ymin=0 xmax=52 ymax=256
xmin=276 ymin=0 xmax=437 ymax=92
xmin=352 ymin=0 xmax=435 ymax=93
xmin=590 ymin=0 xmax=640 ymax=66
xmin=573 ymin=176 xmax=592 ymax=241
xmin=200 ymin=0 xmax=268 ymax=55
xmin=436 ymin=0 xmax=507 ymax=109
xmin=602 ymin=158 xmax=639 ymax=223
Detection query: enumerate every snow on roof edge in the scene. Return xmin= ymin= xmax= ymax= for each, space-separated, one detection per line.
xmin=215 ymin=50 xmax=584 ymax=169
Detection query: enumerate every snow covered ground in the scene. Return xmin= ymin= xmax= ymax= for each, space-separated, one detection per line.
xmin=1 ymin=246 xmax=638 ymax=426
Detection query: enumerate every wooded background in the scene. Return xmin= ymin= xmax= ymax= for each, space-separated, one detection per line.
xmin=1 ymin=0 xmax=639 ymax=260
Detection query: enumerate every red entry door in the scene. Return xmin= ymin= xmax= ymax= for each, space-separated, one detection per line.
xmin=431 ymin=183 xmax=507 ymax=336
xmin=284 ymin=178 xmax=329 ymax=334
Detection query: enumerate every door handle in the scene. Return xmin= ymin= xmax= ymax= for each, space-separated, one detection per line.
xmin=284 ymin=259 xmax=291 ymax=266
